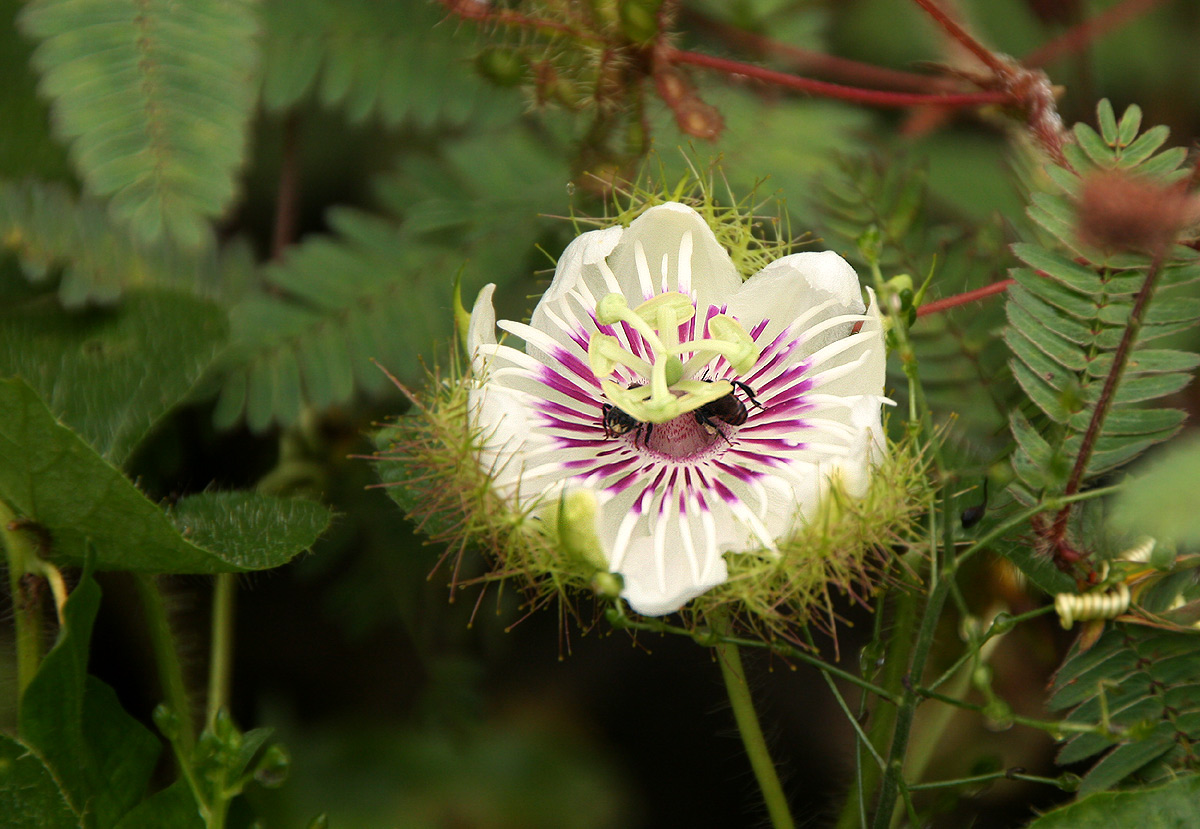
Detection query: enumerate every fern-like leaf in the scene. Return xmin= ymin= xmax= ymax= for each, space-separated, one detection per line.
xmin=1005 ymin=101 xmax=1200 ymax=504
xmin=19 ymin=0 xmax=260 ymax=248
xmin=0 ymin=179 xmax=214 ymax=306
xmin=1049 ymin=618 xmax=1200 ymax=795
xmin=260 ymin=0 xmax=507 ymax=128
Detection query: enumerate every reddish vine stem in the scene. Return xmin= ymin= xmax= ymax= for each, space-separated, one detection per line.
xmin=684 ymin=9 xmax=948 ymax=93
xmin=667 ymin=48 xmax=1010 ymax=108
xmin=1049 ymin=249 xmax=1167 ymax=553
xmin=1023 ymin=0 xmax=1167 ymax=69
xmin=271 ymin=113 xmax=301 ymax=261
xmin=915 ymin=278 xmax=1014 ymax=318
xmin=908 ymin=0 xmax=1008 ymax=73
xmin=439 ymin=0 xmax=602 ymax=43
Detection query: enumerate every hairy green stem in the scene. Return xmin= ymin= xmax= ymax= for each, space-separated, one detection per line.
xmin=133 ymin=574 xmax=195 ymax=752
xmin=207 ymin=573 xmax=236 ymax=729
xmin=713 ymin=622 xmax=796 ymax=829
xmin=0 ymin=499 xmax=43 ymax=723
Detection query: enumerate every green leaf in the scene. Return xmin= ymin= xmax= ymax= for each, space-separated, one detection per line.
xmin=1118 ymin=124 xmax=1171 ymax=168
xmin=1026 ymin=774 xmax=1200 ymax=828
xmin=167 ymin=491 xmax=332 ymax=571
xmin=260 ymin=0 xmax=509 ymax=127
xmin=21 ymin=574 xmax=161 ymax=828
xmin=0 ymin=180 xmax=214 ymax=307
xmin=0 ymin=734 xmax=80 ymax=828
xmin=19 ymin=0 xmax=260 ymax=248
xmin=0 ymin=290 xmax=226 ymax=466
xmin=112 ymin=779 xmax=202 ymax=829
xmin=1073 ymin=123 xmax=1116 ymax=168
xmin=1013 ymin=244 xmax=1106 ymax=295
xmin=1096 ymin=100 xmax=1118 ymax=146
xmin=1116 ymin=104 xmax=1144 ymax=147
xmin=1110 ymin=433 xmax=1200 ymax=548
xmin=0 ymin=377 xmax=330 ymax=572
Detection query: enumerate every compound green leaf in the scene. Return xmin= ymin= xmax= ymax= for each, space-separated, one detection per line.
xmin=20 ymin=0 xmax=260 ymax=248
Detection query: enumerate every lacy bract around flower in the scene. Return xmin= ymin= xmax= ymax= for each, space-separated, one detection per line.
xmin=468 ymin=202 xmax=888 ymax=616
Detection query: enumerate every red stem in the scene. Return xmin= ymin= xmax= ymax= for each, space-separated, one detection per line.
xmin=668 ymin=49 xmax=1010 ymax=108
xmin=908 ymin=0 xmax=1008 ymax=74
xmin=685 ymin=9 xmax=947 ymax=93
xmin=915 ymin=278 xmax=1013 ymax=317
xmin=1023 ymin=0 xmax=1167 ymax=68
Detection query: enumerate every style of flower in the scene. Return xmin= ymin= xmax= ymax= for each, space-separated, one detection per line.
xmin=468 ymin=202 xmax=888 ymax=616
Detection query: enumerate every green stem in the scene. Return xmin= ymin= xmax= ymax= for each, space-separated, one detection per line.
xmin=870 ymin=490 xmax=957 ymax=829
xmin=133 ymin=574 xmax=196 ymax=753
xmin=713 ymin=617 xmax=795 ymax=829
xmin=207 ymin=573 xmax=236 ymax=729
xmin=834 ymin=587 xmax=919 ymax=829
xmin=0 ymin=500 xmax=43 ymax=723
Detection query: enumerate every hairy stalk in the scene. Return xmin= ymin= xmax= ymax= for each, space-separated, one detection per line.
xmin=206 ymin=573 xmax=236 ymax=730
xmin=1049 ymin=251 xmax=1166 ymax=552
xmin=713 ymin=613 xmax=796 ymax=829
xmin=915 ymin=278 xmax=1014 ymax=318
xmin=134 ymin=574 xmax=196 ymax=753
xmin=0 ymin=500 xmax=42 ymax=722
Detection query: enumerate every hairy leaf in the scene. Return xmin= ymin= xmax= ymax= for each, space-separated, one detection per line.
xmin=1026 ymin=773 xmax=1200 ymax=828
xmin=0 ymin=377 xmax=331 ymax=572
xmin=0 ymin=734 xmax=79 ymax=828
xmin=0 ymin=289 xmax=226 ymax=466
xmin=20 ymin=0 xmax=260 ymax=248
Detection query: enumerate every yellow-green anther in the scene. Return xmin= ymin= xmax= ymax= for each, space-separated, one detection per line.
xmin=635 ymin=292 xmax=694 ymax=353
xmin=596 ymin=292 xmax=668 ymax=356
xmin=705 ymin=314 xmax=759 ymax=374
xmin=596 ymin=292 xmax=629 ymax=325
xmin=587 ymin=333 xmax=652 ymax=379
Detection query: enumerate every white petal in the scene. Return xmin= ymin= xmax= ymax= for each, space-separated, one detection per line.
xmin=604 ymin=202 xmax=741 ymax=308
xmin=468 ymin=283 xmax=497 ymax=375
xmin=809 ymin=289 xmax=886 ymax=400
xmin=617 ymin=521 xmax=729 ymax=616
xmin=728 ymin=250 xmax=865 ymax=351
xmin=529 ymin=225 xmax=623 ymax=353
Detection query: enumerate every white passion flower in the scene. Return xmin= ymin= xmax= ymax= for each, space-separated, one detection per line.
xmin=468 ymin=203 xmax=888 ymax=617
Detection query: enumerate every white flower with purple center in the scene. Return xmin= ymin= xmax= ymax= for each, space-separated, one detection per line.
xmin=468 ymin=202 xmax=889 ymax=616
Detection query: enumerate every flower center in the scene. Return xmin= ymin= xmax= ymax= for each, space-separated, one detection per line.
xmin=635 ymin=410 xmax=730 ymax=459
xmin=588 ymin=290 xmax=760 ymax=429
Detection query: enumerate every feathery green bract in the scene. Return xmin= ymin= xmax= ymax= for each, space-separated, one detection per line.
xmin=260 ymin=0 xmax=509 ymax=127
xmin=1005 ymin=101 xmax=1200 ymax=505
xmin=0 ymin=179 xmax=216 ymax=306
xmin=19 ymin=0 xmax=260 ymax=249
xmin=1049 ymin=620 xmax=1200 ymax=796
